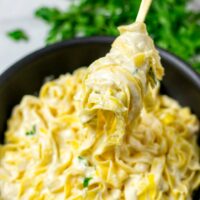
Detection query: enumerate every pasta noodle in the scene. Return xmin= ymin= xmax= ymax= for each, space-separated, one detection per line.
xmin=0 ymin=22 xmax=200 ymax=200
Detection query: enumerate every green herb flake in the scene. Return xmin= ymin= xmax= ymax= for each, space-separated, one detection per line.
xmin=148 ymin=67 xmax=157 ymax=87
xmin=78 ymin=156 xmax=84 ymax=160
xmin=7 ymin=29 xmax=29 ymax=42
xmin=83 ymin=177 xmax=92 ymax=188
xmin=132 ymin=69 xmax=139 ymax=75
xmin=78 ymin=156 xmax=88 ymax=166
xmin=26 ymin=125 xmax=36 ymax=136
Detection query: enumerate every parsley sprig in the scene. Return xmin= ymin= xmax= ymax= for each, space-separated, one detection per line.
xmin=34 ymin=0 xmax=200 ymax=72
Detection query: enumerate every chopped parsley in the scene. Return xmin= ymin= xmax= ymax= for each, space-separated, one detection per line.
xmin=7 ymin=29 xmax=29 ymax=42
xmin=83 ymin=177 xmax=92 ymax=188
xmin=26 ymin=125 xmax=36 ymax=136
xmin=132 ymin=69 xmax=139 ymax=75
xmin=78 ymin=156 xmax=84 ymax=160
xmin=148 ymin=67 xmax=157 ymax=87
xmin=78 ymin=156 xmax=88 ymax=166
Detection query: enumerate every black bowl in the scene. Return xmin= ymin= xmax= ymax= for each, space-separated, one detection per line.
xmin=0 ymin=37 xmax=200 ymax=198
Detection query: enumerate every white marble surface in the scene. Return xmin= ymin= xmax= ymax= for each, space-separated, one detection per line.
xmin=0 ymin=0 xmax=70 ymax=74
xmin=0 ymin=0 xmax=199 ymax=75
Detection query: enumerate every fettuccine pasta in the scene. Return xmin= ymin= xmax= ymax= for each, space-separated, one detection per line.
xmin=0 ymin=21 xmax=200 ymax=200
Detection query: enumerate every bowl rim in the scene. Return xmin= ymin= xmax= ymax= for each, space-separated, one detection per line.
xmin=0 ymin=36 xmax=200 ymax=88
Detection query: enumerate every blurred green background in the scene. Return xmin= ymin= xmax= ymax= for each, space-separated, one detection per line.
xmin=9 ymin=0 xmax=200 ymax=73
